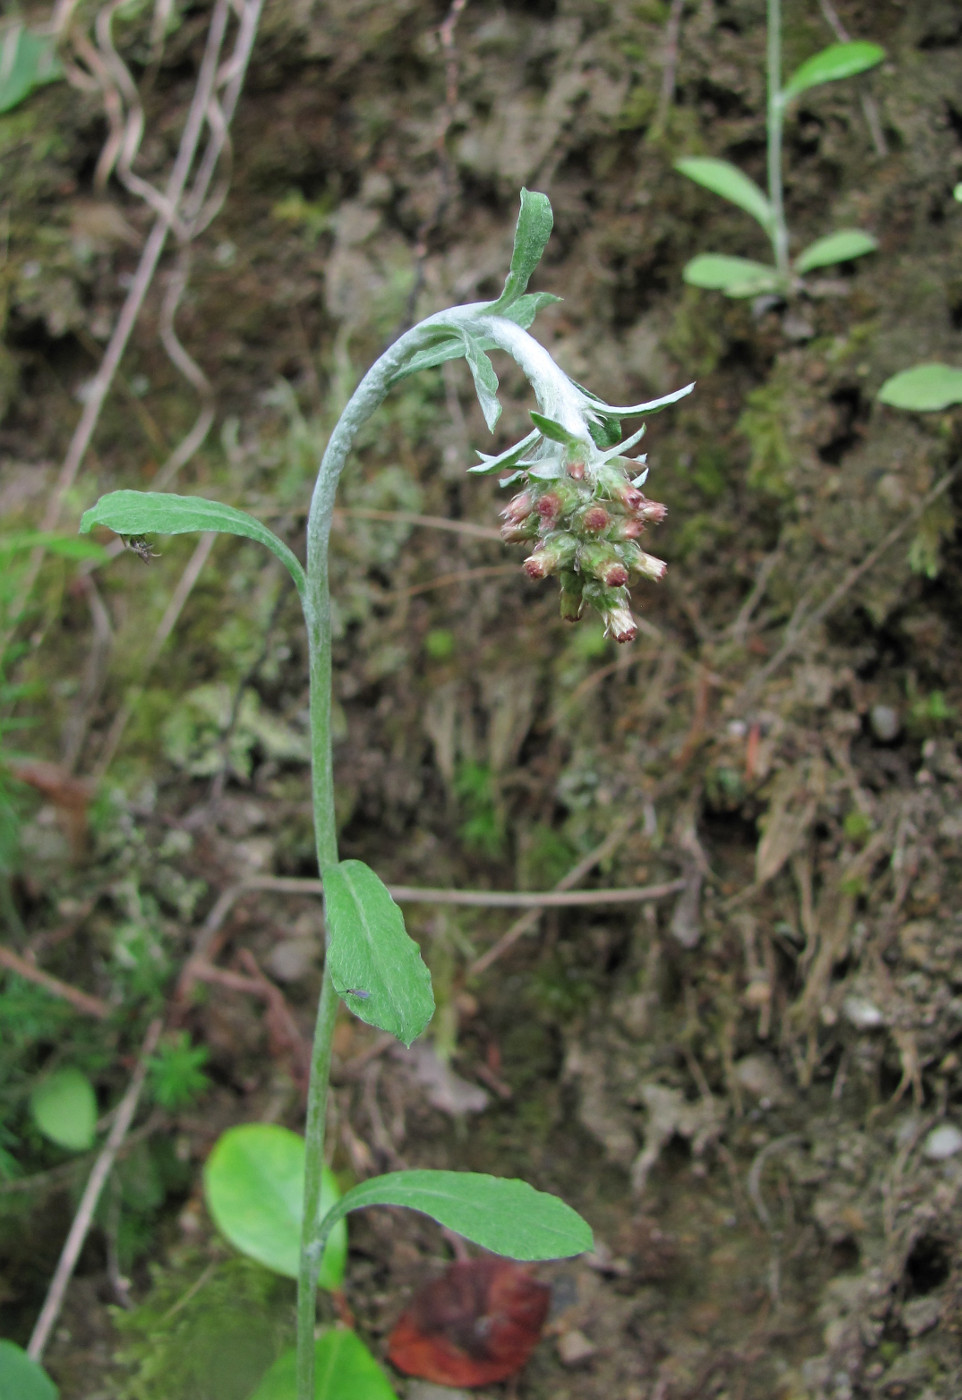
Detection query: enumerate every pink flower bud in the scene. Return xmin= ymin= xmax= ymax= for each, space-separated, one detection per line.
xmin=560 ymin=589 xmax=584 ymax=622
xmin=523 ymin=549 xmax=551 ymax=579
xmin=624 ymin=543 xmax=667 ymax=581
xmin=536 ymin=491 xmax=563 ymax=527
xmin=501 ymin=491 xmax=535 ymax=525
xmin=610 ymin=518 xmax=645 ymax=541
xmin=611 ymin=481 xmax=646 ymax=511
xmin=580 ymin=505 xmax=610 ymax=533
xmin=501 ymin=519 xmax=537 ymax=543
xmin=636 ymin=499 xmax=667 ymax=524
xmin=567 ymin=458 xmax=586 ymax=481
xmin=603 ymin=603 xmax=637 ymax=644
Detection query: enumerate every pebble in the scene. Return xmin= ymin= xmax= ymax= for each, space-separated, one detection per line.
xmin=869 ymin=703 xmax=901 ymax=742
xmin=922 ymin=1123 xmax=962 ymax=1160
xmin=557 ymin=1329 xmax=596 ymax=1366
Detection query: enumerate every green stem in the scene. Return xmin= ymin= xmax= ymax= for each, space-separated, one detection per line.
xmin=766 ymin=0 xmax=790 ymax=284
xmin=294 ymin=297 xmax=579 ymax=1399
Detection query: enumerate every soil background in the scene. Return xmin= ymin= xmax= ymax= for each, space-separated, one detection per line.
xmin=2 ymin=2 xmax=962 ymax=1399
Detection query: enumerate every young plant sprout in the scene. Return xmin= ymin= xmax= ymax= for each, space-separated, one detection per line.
xmin=675 ymin=0 xmax=884 ymax=298
xmin=80 ymin=190 xmax=692 ymax=1400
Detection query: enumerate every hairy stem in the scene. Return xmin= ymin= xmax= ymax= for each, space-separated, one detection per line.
xmin=295 ymin=302 xmax=567 ymax=1400
xmin=766 ymin=0 xmax=790 ymax=283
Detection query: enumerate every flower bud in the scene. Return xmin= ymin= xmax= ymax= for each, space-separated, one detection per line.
xmin=501 ymin=491 xmax=535 ymax=525
xmin=579 ymin=504 xmax=610 ymax=533
xmin=559 ymin=586 xmax=585 ymax=622
xmin=635 ymin=499 xmax=667 ymax=524
xmin=566 ymin=458 xmax=586 ymax=481
xmin=523 ymin=549 xmax=552 ymax=579
xmin=523 ymin=533 xmax=576 ymax=579
xmin=577 ymin=543 xmax=629 ymax=588
xmin=501 ymin=516 xmax=539 ymax=544
xmin=609 ymin=517 xmax=646 ymax=542
xmin=536 ymin=491 xmax=564 ymax=527
xmin=603 ymin=602 xmax=637 ymax=644
xmin=623 ymin=543 xmax=667 ymax=581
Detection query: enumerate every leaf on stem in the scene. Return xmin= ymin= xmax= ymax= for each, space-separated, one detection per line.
xmin=79 ymin=490 xmax=306 ymax=596
xmin=529 ymin=411 xmax=590 ymax=450
xmin=675 ymin=157 xmax=774 ymax=235
xmin=323 ymin=861 xmax=434 ymax=1047
xmin=682 ymin=254 xmax=782 ymax=298
xmin=461 ymin=333 xmax=502 ymax=431
xmin=321 ymin=1169 xmax=593 ymax=1260
xmin=491 ymin=188 xmax=554 ymax=311
xmin=468 ymin=428 xmax=541 ymax=475
xmin=794 ymin=228 xmax=878 ymax=274
xmin=249 ymin=1330 xmax=398 ymax=1400
xmin=0 ymin=1341 xmax=58 ymax=1400
xmin=782 ymin=41 xmax=884 ymax=102
xmin=203 ymin=1124 xmax=347 ymax=1289
xmin=877 ymin=364 xmax=962 ymax=412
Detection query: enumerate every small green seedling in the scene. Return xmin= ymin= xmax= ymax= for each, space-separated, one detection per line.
xmin=81 ymin=190 xmax=692 ymax=1399
xmin=676 ymin=0 xmax=884 ymax=298
xmin=876 ymin=187 xmax=962 ymax=412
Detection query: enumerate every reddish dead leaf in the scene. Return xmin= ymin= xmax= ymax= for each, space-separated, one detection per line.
xmin=387 ymin=1255 xmax=551 ymax=1387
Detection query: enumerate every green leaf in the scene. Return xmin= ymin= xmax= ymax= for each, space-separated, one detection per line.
xmin=391 ymin=331 xmax=466 ymax=383
xmin=0 ymin=26 xmax=62 ymax=115
xmin=468 ymin=428 xmax=541 ymax=475
xmin=0 ymin=531 xmax=108 ymax=561
xmin=203 ymin=1124 xmax=346 ymax=1290
xmin=491 ymin=188 xmax=553 ymax=311
xmin=675 ymin=158 xmax=774 ymax=234
xmin=29 ymin=1067 xmax=97 ymax=1152
xmin=782 ymin=41 xmax=885 ymax=102
xmin=529 ymin=412 xmax=591 ymax=451
xmin=499 ymin=290 xmax=562 ymax=327
xmin=682 ymin=254 xmax=782 ymax=297
xmin=322 ymin=1169 xmax=593 ymax=1261
xmin=250 ymin=1330 xmax=398 ymax=1400
xmin=323 ymin=861 xmax=434 ymax=1047
xmin=79 ymin=491 xmax=306 ymax=597
xmin=0 ymin=1341 xmax=58 ymax=1400
xmin=794 ymin=228 xmax=878 ymax=273
xmin=461 ymin=334 xmax=502 ymax=431
xmin=877 ymin=364 xmax=962 ymax=412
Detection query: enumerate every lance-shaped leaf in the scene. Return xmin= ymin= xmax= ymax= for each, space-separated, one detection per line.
xmin=877 ymin=364 xmax=962 ymax=412
xmin=589 ymin=382 xmax=696 ymax=419
xmin=468 ymin=428 xmax=541 ymax=475
xmin=491 ymin=188 xmax=554 ymax=312
xmin=782 ymin=41 xmax=884 ymax=103
xmin=321 ymin=1169 xmax=593 ymax=1261
xmin=529 ymin=412 xmax=592 ymax=451
xmin=675 ymin=158 xmax=774 ymax=235
xmin=794 ymin=228 xmax=878 ymax=274
xmin=682 ymin=254 xmax=782 ymax=298
xmin=461 ymin=333 xmax=502 ymax=430
xmin=499 ymin=290 xmax=562 ymax=326
xmin=324 ymin=860 xmax=434 ymax=1047
xmin=250 ymin=1331 xmax=398 ymax=1400
xmin=79 ymin=491 xmax=306 ymax=596
xmin=391 ymin=330 xmax=466 ymax=384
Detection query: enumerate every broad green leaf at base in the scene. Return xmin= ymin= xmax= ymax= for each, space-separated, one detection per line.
xmin=250 ymin=1330 xmax=398 ymax=1400
xmin=0 ymin=1341 xmax=58 ymax=1400
xmin=29 ymin=1067 xmax=97 ymax=1151
xmin=204 ymin=1124 xmax=346 ymax=1290
xmin=324 ymin=860 xmax=434 ymax=1046
xmin=322 ymin=1169 xmax=593 ymax=1260
xmin=877 ymin=364 xmax=962 ymax=412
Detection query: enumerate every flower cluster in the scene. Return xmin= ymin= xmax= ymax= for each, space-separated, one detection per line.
xmin=500 ymin=451 xmax=668 ymax=644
